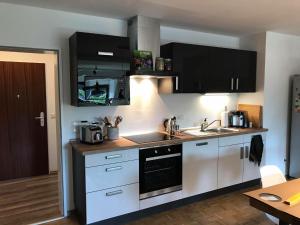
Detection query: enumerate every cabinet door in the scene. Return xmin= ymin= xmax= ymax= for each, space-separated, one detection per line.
xmin=75 ymin=32 xmax=130 ymax=60
xmin=243 ymin=142 xmax=261 ymax=182
xmin=204 ymin=47 xmax=236 ymax=93
xmin=179 ymin=45 xmax=210 ymax=93
xmin=161 ymin=43 xmax=210 ymax=93
xmin=235 ymin=50 xmax=257 ymax=92
xmin=183 ymin=139 xmax=219 ymax=198
xmin=218 ymin=144 xmax=244 ymax=188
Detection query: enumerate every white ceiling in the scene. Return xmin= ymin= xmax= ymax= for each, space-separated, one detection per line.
xmin=2 ymin=0 xmax=300 ymax=36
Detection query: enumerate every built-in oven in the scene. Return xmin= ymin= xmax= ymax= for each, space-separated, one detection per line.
xmin=139 ymin=144 xmax=182 ymax=200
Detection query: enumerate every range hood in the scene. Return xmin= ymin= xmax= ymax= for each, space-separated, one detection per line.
xmin=127 ymin=16 xmax=177 ymax=78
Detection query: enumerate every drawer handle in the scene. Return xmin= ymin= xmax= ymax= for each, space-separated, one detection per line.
xmin=196 ymin=142 xmax=208 ymax=146
xmin=105 ymin=166 xmax=123 ymax=172
xmin=105 ymin=154 xmax=122 ymax=160
xmin=98 ymin=51 xmax=114 ymax=56
xmin=106 ymin=190 xmax=123 ymax=197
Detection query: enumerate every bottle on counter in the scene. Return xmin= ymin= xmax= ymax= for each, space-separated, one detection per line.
xmin=221 ymin=106 xmax=229 ymax=128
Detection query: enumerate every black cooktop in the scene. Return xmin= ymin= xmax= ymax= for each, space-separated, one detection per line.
xmin=124 ymin=132 xmax=179 ymax=144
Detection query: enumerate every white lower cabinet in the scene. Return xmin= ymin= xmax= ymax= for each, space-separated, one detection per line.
xmin=218 ymin=144 xmax=244 ymax=188
xmin=86 ymin=183 xmax=139 ymax=224
xmin=242 ymin=141 xmax=264 ymax=182
xmin=183 ymin=139 xmax=219 ymax=198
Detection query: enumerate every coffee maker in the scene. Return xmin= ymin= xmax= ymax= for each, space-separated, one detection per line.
xmin=229 ymin=111 xmax=247 ymax=128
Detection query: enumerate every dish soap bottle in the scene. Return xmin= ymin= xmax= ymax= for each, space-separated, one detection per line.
xmin=221 ymin=106 xmax=229 ymax=128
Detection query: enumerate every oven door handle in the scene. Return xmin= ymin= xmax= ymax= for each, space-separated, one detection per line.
xmin=145 ymin=153 xmax=181 ymax=161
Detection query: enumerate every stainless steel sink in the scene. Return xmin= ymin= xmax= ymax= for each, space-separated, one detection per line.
xmin=205 ymin=128 xmax=239 ymax=133
xmin=183 ymin=130 xmax=213 ymax=136
xmin=182 ymin=127 xmax=239 ymax=137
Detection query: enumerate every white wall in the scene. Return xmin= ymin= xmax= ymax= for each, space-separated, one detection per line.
xmin=238 ymin=32 xmax=300 ymax=174
xmin=0 ymin=3 xmax=242 ymax=213
xmin=161 ymin=26 xmax=240 ymax=48
xmin=239 ymin=33 xmax=266 ymax=105
xmin=263 ymin=32 xmax=300 ymax=173
xmin=0 ymin=51 xmax=59 ymax=172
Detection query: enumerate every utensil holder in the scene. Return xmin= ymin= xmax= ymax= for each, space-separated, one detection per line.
xmin=108 ymin=127 xmax=119 ymax=140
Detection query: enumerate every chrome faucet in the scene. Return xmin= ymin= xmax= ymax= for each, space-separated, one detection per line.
xmin=200 ymin=118 xmax=221 ymax=132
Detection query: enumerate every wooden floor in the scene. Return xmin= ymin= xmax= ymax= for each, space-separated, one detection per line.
xmin=0 ymin=174 xmax=61 ymax=225
xmin=46 ymin=187 xmax=273 ymax=225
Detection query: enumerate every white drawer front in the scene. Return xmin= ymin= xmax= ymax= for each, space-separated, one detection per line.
xmin=86 ymin=160 xmax=139 ymax=193
xmin=243 ymin=132 xmax=266 ymax=143
xmin=139 ymin=191 xmax=183 ymax=210
xmin=219 ymin=135 xmax=244 ymax=146
xmin=85 ymin=148 xmax=138 ymax=167
xmin=86 ymin=183 xmax=139 ymax=224
xmin=183 ymin=138 xmax=219 ymax=151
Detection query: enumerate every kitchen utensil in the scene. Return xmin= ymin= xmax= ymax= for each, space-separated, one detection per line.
xmin=107 ymin=127 xmax=119 ymax=140
xmin=164 ymin=116 xmax=177 ymax=135
xmin=114 ymin=116 xmax=123 ymax=127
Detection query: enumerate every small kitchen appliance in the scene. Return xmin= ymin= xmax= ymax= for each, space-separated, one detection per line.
xmin=229 ymin=110 xmax=246 ymax=128
xmin=80 ymin=125 xmax=103 ymax=144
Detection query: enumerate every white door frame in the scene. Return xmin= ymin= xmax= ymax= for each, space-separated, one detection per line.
xmin=0 ymin=46 xmax=65 ymax=216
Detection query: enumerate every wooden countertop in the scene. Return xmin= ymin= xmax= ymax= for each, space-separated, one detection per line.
xmin=244 ymin=179 xmax=300 ymax=224
xmin=70 ymin=128 xmax=268 ymax=155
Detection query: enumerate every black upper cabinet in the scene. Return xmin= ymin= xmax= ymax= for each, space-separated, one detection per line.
xmin=161 ymin=42 xmax=257 ymax=93
xmin=235 ymin=50 xmax=257 ymax=92
xmin=204 ymin=47 xmax=236 ymax=93
xmin=161 ymin=43 xmax=209 ymax=93
xmin=69 ymin=32 xmax=131 ymax=106
xmin=74 ymin=32 xmax=131 ymax=61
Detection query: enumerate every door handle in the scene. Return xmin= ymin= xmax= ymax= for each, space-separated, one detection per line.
xmin=34 ymin=112 xmax=45 ymax=127
xmin=196 ymin=142 xmax=208 ymax=146
xmin=106 ymin=190 xmax=123 ymax=197
xmin=105 ymin=166 xmax=123 ymax=172
xmin=245 ymin=146 xmax=249 ymax=158
xmin=98 ymin=51 xmax=114 ymax=56
xmin=231 ymin=78 xmax=234 ymax=90
xmin=240 ymin=147 xmax=244 ymax=159
xmin=236 ymin=78 xmax=239 ymax=90
xmin=105 ymin=154 xmax=122 ymax=160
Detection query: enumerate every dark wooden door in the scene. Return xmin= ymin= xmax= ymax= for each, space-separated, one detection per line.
xmin=0 ymin=61 xmax=48 ymax=181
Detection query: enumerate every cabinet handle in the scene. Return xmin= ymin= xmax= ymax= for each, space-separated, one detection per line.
xmin=105 ymin=166 xmax=123 ymax=172
xmin=105 ymin=154 xmax=122 ymax=160
xmin=245 ymin=146 xmax=249 ymax=158
xmin=231 ymin=78 xmax=234 ymax=90
xmin=240 ymin=147 xmax=244 ymax=159
xmin=175 ymin=76 xmax=179 ymax=91
xmin=98 ymin=51 xmax=114 ymax=56
xmin=106 ymin=190 xmax=123 ymax=197
xmin=196 ymin=142 xmax=208 ymax=146
xmin=236 ymin=78 xmax=239 ymax=90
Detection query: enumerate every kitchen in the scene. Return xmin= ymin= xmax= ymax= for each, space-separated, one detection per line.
xmin=1 ymin=1 xmax=300 ymax=225
xmin=69 ymin=16 xmax=266 ymax=225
